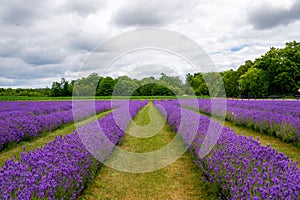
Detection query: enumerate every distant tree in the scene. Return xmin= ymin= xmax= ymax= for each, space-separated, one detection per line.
xmin=159 ymin=73 xmax=183 ymax=88
xmin=51 ymin=78 xmax=72 ymax=96
xmin=97 ymin=77 xmax=116 ymax=96
xmin=222 ymin=69 xmax=239 ymax=97
xmin=238 ymin=67 xmax=269 ymax=96
xmin=237 ymin=60 xmax=253 ymax=76
xmin=113 ymin=76 xmax=139 ymax=96
xmin=185 ymin=73 xmax=209 ymax=96
xmin=51 ymin=81 xmax=63 ymax=97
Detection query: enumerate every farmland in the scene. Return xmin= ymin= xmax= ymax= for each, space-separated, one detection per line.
xmin=0 ymin=99 xmax=299 ymax=199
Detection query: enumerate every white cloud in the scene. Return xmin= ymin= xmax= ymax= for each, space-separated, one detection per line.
xmin=0 ymin=0 xmax=300 ymax=88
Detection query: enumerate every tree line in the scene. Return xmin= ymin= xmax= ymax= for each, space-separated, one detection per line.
xmin=50 ymin=73 xmax=190 ymax=97
xmin=0 ymin=87 xmax=51 ymax=97
xmin=186 ymin=41 xmax=300 ymax=97
xmin=1 ymin=41 xmax=299 ymax=97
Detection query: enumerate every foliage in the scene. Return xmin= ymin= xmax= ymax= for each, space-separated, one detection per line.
xmin=222 ymin=69 xmax=239 ymax=97
xmin=60 ymin=73 xmax=187 ymax=97
xmin=238 ymin=67 xmax=269 ymax=96
xmin=0 ymin=88 xmax=51 ymax=97
xmin=186 ymin=41 xmax=300 ymax=97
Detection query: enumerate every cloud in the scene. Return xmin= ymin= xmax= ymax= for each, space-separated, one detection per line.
xmin=113 ymin=0 xmax=197 ymax=26
xmin=98 ymin=49 xmax=199 ymax=82
xmin=0 ymin=0 xmax=105 ymax=26
xmin=0 ymin=0 xmax=300 ymax=88
xmin=61 ymin=0 xmax=106 ymax=16
xmin=0 ymin=38 xmax=21 ymax=57
xmin=248 ymin=0 xmax=300 ymax=29
xmin=21 ymin=49 xmax=66 ymax=65
xmin=0 ymin=0 xmax=51 ymax=26
xmin=0 ymin=77 xmax=14 ymax=86
xmin=0 ymin=35 xmax=67 ymax=65
xmin=68 ymin=30 xmax=108 ymax=52
xmin=0 ymin=57 xmax=65 ymax=79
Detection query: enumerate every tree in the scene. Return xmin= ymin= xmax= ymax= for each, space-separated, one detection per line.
xmin=97 ymin=77 xmax=116 ymax=96
xmin=185 ymin=73 xmax=209 ymax=96
xmin=113 ymin=76 xmax=139 ymax=96
xmin=251 ymin=42 xmax=300 ymax=95
xmin=160 ymin=73 xmax=183 ymax=88
xmin=51 ymin=78 xmax=72 ymax=96
xmin=238 ymin=67 xmax=269 ymax=96
xmin=51 ymin=81 xmax=63 ymax=97
xmin=237 ymin=60 xmax=253 ymax=76
xmin=222 ymin=69 xmax=239 ymax=97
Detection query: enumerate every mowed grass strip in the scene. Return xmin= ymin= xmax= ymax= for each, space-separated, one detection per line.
xmin=80 ymin=102 xmax=216 ymax=200
xmin=0 ymin=110 xmax=113 ymax=167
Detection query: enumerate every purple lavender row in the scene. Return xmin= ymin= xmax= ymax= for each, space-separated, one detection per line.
xmin=0 ymin=101 xmax=126 ymax=150
xmin=179 ymin=99 xmax=300 ymax=146
xmin=154 ymin=100 xmax=300 ymax=199
xmin=0 ymin=100 xmax=148 ymax=200
xmin=0 ymin=101 xmax=72 ymax=114
xmin=227 ymin=100 xmax=300 ymax=118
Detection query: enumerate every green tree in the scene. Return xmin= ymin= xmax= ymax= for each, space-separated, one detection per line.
xmin=253 ymin=42 xmax=300 ymax=95
xmin=238 ymin=67 xmax=269 ymax=96
xmin=97 ymin=77 xmax=116 ymax=96
xmin=237 ymin=60 xmax=253 ymax=76
xmin=113 ymin=76 xmax=139 ymax=96
xmin=222 ymin=69 xmax=239 ymax=97
xmin=185 ymin=73 xmax=208 ymax=96
xmin=51 ymin=81 xmax=63 ymax=97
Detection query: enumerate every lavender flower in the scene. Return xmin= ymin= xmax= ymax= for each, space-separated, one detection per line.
xmin=0 ymin=100 xmax=147 ymax=199
xmin=154 ymin=100 xmax=300 ymax=199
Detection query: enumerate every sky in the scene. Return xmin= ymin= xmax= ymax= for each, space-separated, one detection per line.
xmin=0 ymin=0 xmax=300 ymax=88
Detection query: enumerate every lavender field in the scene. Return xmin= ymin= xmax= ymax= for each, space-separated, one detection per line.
xmin=155 ymin=99 xmax=300 ymax=199
xmin=0 ymin=101 xmax=126 ymax=150
xmin=180 ymin=99 xmax=300 ymax=147
xmin=0 ymin=99 xmax=299 ymax=199
xmin=0 ymin=100 xmax=147 ymax=199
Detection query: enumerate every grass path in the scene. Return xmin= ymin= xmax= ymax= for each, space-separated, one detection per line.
xmin=0 ymin=110 xmax=113 ymax=166
xmin=80 ymin=102 xmax=216 ymax=200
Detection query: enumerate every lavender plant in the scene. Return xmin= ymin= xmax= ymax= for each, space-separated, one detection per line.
xmin=0 ymin=100 xmax=147 ymax=199
xmin=154 ymin=100 xmax=300 ymax=199
xmin=0 ymin=101 xmax=124 ymax=150
xmin=179 ymin=99 xmax=300 ymax=147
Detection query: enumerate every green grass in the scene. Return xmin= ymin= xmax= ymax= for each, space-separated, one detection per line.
xmin=80 ymin=102 xmax=217 ymax=200
xmin=0 ymin=110 xmax=113 ymax=167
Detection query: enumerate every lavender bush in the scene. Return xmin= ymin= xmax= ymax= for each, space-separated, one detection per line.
xmin=154 ymin=100 xmax=300 ymax=199
xmin=179 ymin=99 xmax=300 ymax=146
xmin=0 ymin=101 xmax=125 ymax=150
xmin=0 ymin=100 xmax=147 ymax=200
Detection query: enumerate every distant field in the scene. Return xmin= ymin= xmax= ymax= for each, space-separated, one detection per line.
xmin=0 ymin=95 xmax=206 ymax=101
xmin=1 ymin=95 xmax=298 ymax=101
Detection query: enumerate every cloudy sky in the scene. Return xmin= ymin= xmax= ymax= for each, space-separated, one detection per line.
xmin=1 ymin=0 xmax=300 ymax=88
